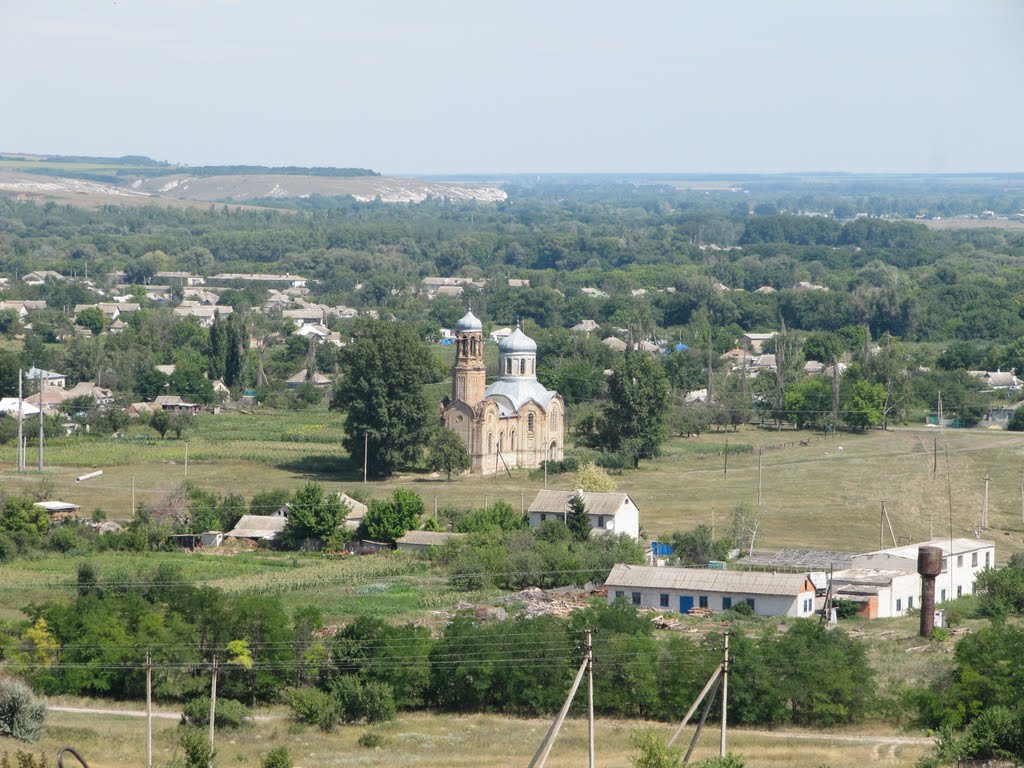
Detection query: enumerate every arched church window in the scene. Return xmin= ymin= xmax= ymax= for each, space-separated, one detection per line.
xmin=528 ymin=413 xmax=535 ymax=433
xmin=511 ymin=430 xmax=516 ymax=450
xmin=505 ymin=358 xmax=512 ymax=375
xmin=487 ymin=432 xmax=493 ymax=453
xmin=498 ymin=432 xmax=504 ymax=452
xmin=519 ymin=359 xmax=526 ymax=375
xmin=550 ymin=405 xmax=558 ymax=426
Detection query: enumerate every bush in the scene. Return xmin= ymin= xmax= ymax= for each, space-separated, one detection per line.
xmin=286 ymin=687 xmax=337 ymax=731
xmin=928 ymin=627 xmax=951 ymax=643
xmin=0 ymin=679 xmax=46 ymax=742
xmin=47 ymin=525 xmax=84 ymax=553
xmin=832 ymin=598 xmax=861 ymax=619
xmin=0 ymin=752 xmax=48 ymax=768
xmin=181 ymin=696 xmax=249 ymax=731
xmin=358 ymin=731 xmax=385 ymax=749
xmin=261 ymin=746 xmax=292 ymax=768
xmin=332 ymin=677 xmax=396 ymax=724
xmin=178 ymin=725 xmax=216 ymax=768
xmin=0 ymin=532 xmax=14 ymax=563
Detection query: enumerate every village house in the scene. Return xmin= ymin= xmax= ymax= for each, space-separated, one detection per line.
xmin=283 ymin=307 xmax=325 ymax=327
xmin=793 ymin=281 xmax=829 ymax=292
xmin=850 ymin=537 xmax=995 ymax=605
xmin=528 ymin=490 xmax=640 ymax=540
xmin=285 ymin=370 xmax=333 ymax=389
xmin=0 ymin=398 xmax=41 ymax=417
xmin=23 ymin=270 xmax=64 ymax=285
xmin=571 ymin=319 xmax=600 ymax=333
xmin=27 ymin=367 xmax=67 ymax=389
xmin=968 ymin=370 xmax=1021 ymax=390
xmin=155 ymin=271 xmax=205 ymax=286
xmin=154 ymin=395 xmax=201 ymax=413
xmin=225 ymin=514 xmax=288 ymax=544
xmin=210 ymin=273 xmax=307 ymax=287
xmin=738 ymin=332 xmax=776 ymax=352
xmin=605 ymin=564 xmax=817 ymax=618
xmin=395 ymin=530 xmax=466 ymax=553
xmin=172 ymin=304 xmax=234 ymax=327
xmin=420 ymin=276 xmax=487 ymax=299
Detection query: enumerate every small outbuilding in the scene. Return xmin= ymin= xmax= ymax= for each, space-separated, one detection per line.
xmin=225 ymin=515 xmax=287 ymax=543
xmin=395 ymin=530 xmax=466 ymax=553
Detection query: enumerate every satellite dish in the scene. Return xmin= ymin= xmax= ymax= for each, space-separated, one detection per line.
xmin=605 ymin=521 xmax=614 ymax=531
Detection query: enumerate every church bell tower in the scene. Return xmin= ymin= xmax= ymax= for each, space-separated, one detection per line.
xmin=453 ymin=309 xmax=486 ymax=405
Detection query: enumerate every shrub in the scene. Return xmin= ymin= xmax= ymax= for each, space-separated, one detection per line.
xmin=0 ymin=679 xmax=46 ymax=742
xmin=178 ymin=725 xmax=216 ymax=768
xmin=0 ymin=532 xmax=14 ymax=563
xmin=47 ymin=525 xmax=84 ymax=553
xmin=182 ymin=696 xmax=250 ymax=731
xmin=332 ymin=677 xmax=396 ymax=724
xmin=358 ymin=731 xmax=385 ymax=749
xmin=0 ymin=752 xmax=48 ymax=768
xmin=286 ymin=687 xmax=337 ymax=731
xmin=928 ymin=627 xmax=951 ymax=643
xmin=832 ymin=598 xmax=860 ymax=619
xmin=261 ymin=746 xmax=292 ymax=768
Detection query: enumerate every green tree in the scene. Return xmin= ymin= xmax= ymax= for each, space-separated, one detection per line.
xmin=844 ymin=379 xmax=886 ymax=431
xmin=566 ymin=492 xmax=591 ymax=542
xmin=782 ymin=377 xmax=833 ymax=429
xmin=602 ymin=352 xmax=671 ymax=468
xmin=281 ymin=483 xmax=345 ymax=548
xmin=427 ymin=427 xmax=471 ymax=480
xmin=1007 ymin=407 xmax=1024 ymax=432
xmin=75 ymin=306 xmax=106 ymax=335
xmin=149 ymin=409 xmax=170 ymax=438
xmin=0 ymin=496 xmax=49 ymax=541
xmin=331 ymin=322 xmax=436 ymax=478
xmin=668 ymin=524 xmax=731 ymax=565
xmin=358 ymin=489 xmax=424 ymax=543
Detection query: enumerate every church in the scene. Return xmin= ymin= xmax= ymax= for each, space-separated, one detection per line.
xmin=441 ymin=310 xmax=564 ymax=475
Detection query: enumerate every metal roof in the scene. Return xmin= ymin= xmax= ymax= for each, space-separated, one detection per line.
xmin=529 ymin=491 xmax=634 ymax=517
xmin=226 ymin=515 xmax=287 ymax=540
xmin=395 ymin=531 xmax=465 ymax=546
xmin=606 ymin=564 xmax=813 ymax=596
xmin=741 ymin=548 xmax=855 ymax=569
xmin=861 ymin=537 xmax=995 ymax=561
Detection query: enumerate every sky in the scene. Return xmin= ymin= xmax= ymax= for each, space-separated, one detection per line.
xmin=2 ymin=0 xmax=1023 ymax=175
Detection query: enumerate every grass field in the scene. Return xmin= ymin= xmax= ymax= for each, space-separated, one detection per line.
xmin=1 ymin=708 xmax=932 ymax=768
xmin=4 ymin=409 xmax=1024 ymax=560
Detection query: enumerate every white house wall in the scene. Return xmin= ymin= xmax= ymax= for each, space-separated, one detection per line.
xmin=607 ymin=585 xmax=814 ymax=618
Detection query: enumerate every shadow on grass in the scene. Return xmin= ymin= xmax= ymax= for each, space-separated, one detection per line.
xmin=276 ymin=454 xmax=363 ymax=481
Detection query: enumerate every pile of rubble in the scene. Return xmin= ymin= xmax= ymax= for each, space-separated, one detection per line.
xmin=496 ymin=585 xmax=598 ymax=619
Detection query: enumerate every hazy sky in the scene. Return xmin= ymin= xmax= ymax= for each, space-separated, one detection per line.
xmin=2 ymin=0 xmax=1022 ymax=174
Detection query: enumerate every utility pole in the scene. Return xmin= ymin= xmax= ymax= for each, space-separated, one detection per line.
xmin=38 ymin=373 xmax=44 ymax=471
xmin=933 ymin=437 xmax=938 ymax=480
xmin=17 ymin=369 xmax=24 ymax=473
xmin=146 ymin=650 xmax=153 ymax=768
xmin=720 ymin=632 xmax=729 ymax=758
xmin=528 ymin=649 xmax=591 ymax=768
xmin=586 ymin=629 xmax=595 ymax=768
xmin=132 ymin=475 xmax=136 ymax=519
xmin=183 ymin=442 xmax=189 ymax=481
xmin=723 ymin=438 xmax=728 ymax=480
xmin=982 ymin=473 xmax=990 ymax=529
xmin=363 ymin=433 xmax=368 ymax=483
xmin=208 ymin=657 xmax=218 ymax=763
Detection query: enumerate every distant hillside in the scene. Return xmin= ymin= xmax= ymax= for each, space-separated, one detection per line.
xmin=0 ymin=153 xmax=378 ymax=182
